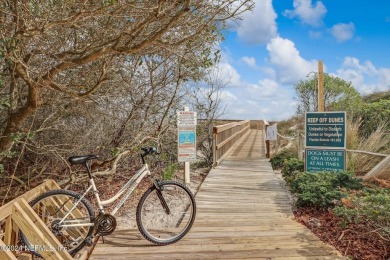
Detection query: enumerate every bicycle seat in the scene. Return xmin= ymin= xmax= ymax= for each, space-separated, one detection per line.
xmin=68 ymin=155 xmax=98 ymax=165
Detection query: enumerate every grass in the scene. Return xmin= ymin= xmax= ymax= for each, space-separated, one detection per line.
xmin=347 ymin=120 xmax=390 ymax=178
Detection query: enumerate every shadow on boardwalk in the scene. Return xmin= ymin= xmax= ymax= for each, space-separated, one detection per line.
xmin=90 ymin=130 xmax=345 ymax=259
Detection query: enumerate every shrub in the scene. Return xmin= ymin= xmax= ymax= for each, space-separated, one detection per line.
xmin=359 ymin=99 xmax=390 ymax=137
xmin=161 ymin=163 xmax=177 ymax=180
xmin=333 ymin=187 xmax=390 ymax=239
xmin=281 ymin=158 xmax=304 ymax=184
xmin=290 ymin=171 xmax=363 ymax=208
xmin=270 ymin=149 xmax=296 ymax=169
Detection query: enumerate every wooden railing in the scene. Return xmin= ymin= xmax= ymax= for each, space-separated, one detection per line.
xmin=212 ymin=120 xmax=250 ymax=166
xmin=346 ymin=150 xmax=390 ymax=180
xmin=0 ymin=180 xmax=73 ymax=260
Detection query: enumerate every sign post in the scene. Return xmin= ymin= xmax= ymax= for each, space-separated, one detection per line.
xmin=266 ymin=124 xmax=278 ymax=156
xmin=305 ymin=112 xmax=346 ymax=172
xmin=266 ymin=124 xmax=277 ymax=141
xmin=318 ymin=60 xmax=325 ymax=112
xmin=177 ymin=107 xmax=197 ymax=185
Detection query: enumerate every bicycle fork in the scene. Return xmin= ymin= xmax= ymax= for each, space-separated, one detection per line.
xmin=154 ymin=181 xmax=171 ymax=215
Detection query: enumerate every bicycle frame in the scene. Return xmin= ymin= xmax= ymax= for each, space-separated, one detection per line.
xmin=59 ymin=163 xmax=152 ymax=228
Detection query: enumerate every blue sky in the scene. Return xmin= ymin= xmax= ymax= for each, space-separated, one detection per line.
xmin=216 ymin=0 xmax=390 ymax=121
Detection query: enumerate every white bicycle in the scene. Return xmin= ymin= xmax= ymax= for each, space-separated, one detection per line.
xmin=21 ymin=147 xmax=196 ymax=257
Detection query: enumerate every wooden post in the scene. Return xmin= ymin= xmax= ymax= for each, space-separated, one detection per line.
xmin=184 ymin=107 xmax=190 ymax=185
xmin=318 ymin=60 xmax=325 ymax=112
xmin=297 ymin=131 xmax=303 ymax=160
xmin=212 ymin=130 xmax=217 ymax=167
xmin=266 ymin=140 xmax=270 ymax=158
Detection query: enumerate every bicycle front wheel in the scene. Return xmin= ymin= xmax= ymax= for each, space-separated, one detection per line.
xmin=20 ymin=189 xmax=95 ymax=257
xmin=136 ymin=180 xmax=196 ymax=245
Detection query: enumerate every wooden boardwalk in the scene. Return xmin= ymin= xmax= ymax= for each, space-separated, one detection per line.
xmin=90 ymin=130 xmax=344 ymax=259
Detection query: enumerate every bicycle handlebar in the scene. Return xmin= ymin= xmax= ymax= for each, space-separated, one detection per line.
xmin=140 ymin=147 xmax=159 ymax=164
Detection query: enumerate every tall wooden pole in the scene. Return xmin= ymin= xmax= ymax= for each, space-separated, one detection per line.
xmin=318 ymin=60 xmax=325 ymax=112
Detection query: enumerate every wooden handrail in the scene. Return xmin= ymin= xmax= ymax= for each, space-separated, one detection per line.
xmin=0 ymin=180 xmax=74 ymax=260
xmin=346 ymin=150 xmax=389 ymax=180
xmin=212 ymin=120 xmax=250 ymax=166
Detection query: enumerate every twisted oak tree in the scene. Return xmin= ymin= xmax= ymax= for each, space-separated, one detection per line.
xmin=0 ymin=0 xmax=253 ymax=160
xmin=0 ymin=1 xmax=254 ymax=189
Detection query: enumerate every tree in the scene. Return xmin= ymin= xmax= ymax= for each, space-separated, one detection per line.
xmin=0 ymin=1 xmax=255 ymax=198
xmin=187 ymin=66 xmax=228 ymax=165
xmin=0 ymin=0 xmax=254 ymax=161
xmin=294 ymin=73 xmax=362 ymax=115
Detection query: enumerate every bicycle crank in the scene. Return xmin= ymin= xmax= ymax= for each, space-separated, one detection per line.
xmin=94 ymin=214 xmax=117 ymax=236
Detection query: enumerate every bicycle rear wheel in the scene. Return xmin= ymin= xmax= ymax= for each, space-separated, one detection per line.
xmin=20 ymin=189 xmax=95 ymax=257
xmin=136 ymin=180 xmax=196 ymax=245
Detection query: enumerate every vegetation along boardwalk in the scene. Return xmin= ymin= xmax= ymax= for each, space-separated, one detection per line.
xmin=90 ymin=130 xmax=345 ymax=259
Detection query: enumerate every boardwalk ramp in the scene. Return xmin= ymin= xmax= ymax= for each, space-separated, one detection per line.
xmin=90 ymin=130 xmax=344 ymax=259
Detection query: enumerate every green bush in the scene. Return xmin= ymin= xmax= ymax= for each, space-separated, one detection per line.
xmin=281 ymin=158 xmax=304 ymax=184
xmin=359 ymin=99 xmax=390 ymax=137
xmin=162 ymin=163 xmax=177 ymax=180
xmin=333 ymin=187 xmax=390 ymax=239
xmin=270 ymin=149 xmax=296 ymax=169
xmin=290 ymin=171 xmax=363 ymax=208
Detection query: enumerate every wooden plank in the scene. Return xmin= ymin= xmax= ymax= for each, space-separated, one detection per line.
xmin=216 ymin=129 xmax=251 ymax=166
xmin=0 ymin=239 xmax=17 ymax=260
xmin=3 ymin=216 xmax=14 ymax=246
xmin=12 ymin=199 xmax=72 ymax=260
xmin=0 ymin=180 xmax=59 ymax=220
xmin=216 ymin=125 xmax=250 ymax=150
xmin=363 ymin=156 xmax=390 ymax=180
xmin=214 ymin=120 xmax=249 ymax=134
xmin=90 ymin=129 xmax=345 ymax=259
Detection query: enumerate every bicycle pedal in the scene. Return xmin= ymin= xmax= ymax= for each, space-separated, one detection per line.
xmin=85 ymin=237 xmax=93 ymax=246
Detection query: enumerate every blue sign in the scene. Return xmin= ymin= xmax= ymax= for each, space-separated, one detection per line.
xmin=305 ymin=112 xmax=346 ymax=148
xmin=305 ymin=149 xmax=346 ymax=172
xmin=179 ymin=131 xmax=195 ymax=145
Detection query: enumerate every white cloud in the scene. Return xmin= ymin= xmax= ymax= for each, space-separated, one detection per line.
xmin=246 ymin=79 xmax=280 ymax=98
xmin=216 ymin=61 xmax=241 ymax=87
xmin=219 ymin=90 xmax=239 ymax=103
xmin=216 ymin=71 xmax=294 ymax=120
xmin=336 ymin=57 xmax=390 ymax=94
xmin=236 ymin=0 xmax=278 ymax=44
xmin=329 ymin=23 xmax=355 ymax=42
xmin=266 ymin=36 xmax=317 ymax=84
xmin=283 ymin=0 xmax=327 ymax=27
xmin=342 ymin=57 xmax=377 ymax=76
xmin=241 ymin=56 xmax=257 ymax=68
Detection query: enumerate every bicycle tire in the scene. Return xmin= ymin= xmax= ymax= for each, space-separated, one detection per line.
xmin=136 ymin=180 xmax=196 ymax=245
xmin=20 ymin=189 xmax=95 ymax=257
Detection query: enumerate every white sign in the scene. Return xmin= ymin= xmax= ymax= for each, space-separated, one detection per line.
xmin=177 ymin=110 xmax=197 ymax=162
xmin=266 ymin=124 xmax=277 ymax=141
xmin=178 ymin=126 xmax=197 ymax=162
xmin=177 ymin=111 xmax=197 ymax=126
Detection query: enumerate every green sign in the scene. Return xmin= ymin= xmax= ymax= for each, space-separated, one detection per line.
xmin=305 ymin=149 xmax=346 ymax=172
xmin=305 ymin=112 xmax=346 ymax=148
